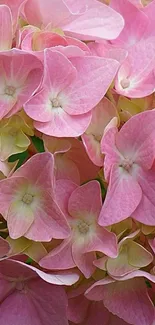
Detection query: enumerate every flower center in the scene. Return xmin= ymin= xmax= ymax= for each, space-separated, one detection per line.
xmin=51 ymin=98 xmax=61 ymax=108
xmin=22 ymin=193 xmax=34 ymax=205
xmin=5 ymin=86 xmax=16 ymax=96
xmin=78 ymin=220 xmax=89 ymax=234
xmin=120 ymin=78 xmax=130 ymax=89
xmin=120 ymin=158 xmax=133 ymax=171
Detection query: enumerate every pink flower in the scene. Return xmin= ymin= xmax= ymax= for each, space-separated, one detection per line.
xmin=0 ymin=49 xmax=43 ymax=119
xmin=0 ymin=152 xmax=70 ymax=240
xmin=67 ymin=281 xmax=130 ymax=325
xmin=85 ymin=271 xmax=155 ymax=325
xmin=110 ymin=0 xmax=149 ymax=48
xmin=99 ymin=110 xmax=155 ymax=226
xmin=0 ymin=258 xmax=79 ymax=325
xmin=40 ymin=180 xmax=118 ymax=278
xmin=22 ymin=0 xmax=124 ymax=41
xmin=0 ymin=5 xmax=13 ymax=50
xmin=43 ymin=136 xmax=99 ymax=184
xmin=24 ymin=49 xmax=119 ymax=137
xmin=94 ymin=230 xmax=153 ymax=277
xmin=82 ymin=97 xmax=118 ymax=166
xmin=114 ymin=37 xmax=155 ymax=98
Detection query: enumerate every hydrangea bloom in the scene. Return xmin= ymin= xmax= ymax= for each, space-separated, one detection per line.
xmin=0 ymin=0 xmax=154 ymax=324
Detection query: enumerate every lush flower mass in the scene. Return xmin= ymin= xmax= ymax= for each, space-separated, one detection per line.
xmin=0 ymin=0 xmax=155 ymax=324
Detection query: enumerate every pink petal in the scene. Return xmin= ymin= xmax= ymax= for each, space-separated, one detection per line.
xmin=34 ymin=109 xmax=92 ymax=137
xmin=115 ymin=37 xmax=155 ymax=97
xmin=64 ymin=1 xmax=124 ymax=41
xmin=99 ymin=165 xmax=142 ymax=226
xmin=0 ymin=5 xmax=13 ymax=50
xmin=0 ymin=237 xmax=10 ymax=258
xmin=55 ymin=179 xmax=78 ymax=218
xmin=72 ymin=242 xmax=96 ymax=278
xmin=68 ymin=180 xmax=102 ymax=220
xmin=25 ymin=191 xmax=70 ymax=241
xmin=14 ymin=152 xmax=55 ymax=191
xmin=110 ymin=0 xmax=149 ymax=48
xmin=86 ymin=277 xmax=154 ymax=325
xmin=116 ymin=110 xmax=155 ymax=170
xmin=39 ymin=237 xmax=75 ymax=270
xmin=63 ymin=56 xmax=119 ymax=115
xmin=55 ymin=155 xmax=80 ymax=184
xmin=88 ymin=41 xmax=127 ymax=63
xmin=131 ymin=167 xmax=155 ymax=225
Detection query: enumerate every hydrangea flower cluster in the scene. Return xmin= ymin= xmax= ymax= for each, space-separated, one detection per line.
xmin=0 ymin=0 xmax=155 ymax=324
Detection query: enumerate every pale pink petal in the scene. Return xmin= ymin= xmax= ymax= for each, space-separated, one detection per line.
xmin=131 ymin=167 xmax=155 ymax=225
xmin=0 ymin=5 xmax=13 ymax=50
xmin=116 ymin=110 xmax=155 ymax=169
xmin=55 ymin=155 xmax=80 ymax=184
xmin=99 ymin=165 xmax=142 ymax=226
xmin=110 ymin=0 xmax=149 ymax=48
xmin=88 ymin=41 xmax=128 ymax=63
xmin=63 ymin=56 xmax=119 ymax=115
xmin=34 ymin=109 xmax=92 ymax=137
xmin=64 ymin=1 xmax=124 ymax=41
xmin=115 ymin=37 xmax=155 ymax=97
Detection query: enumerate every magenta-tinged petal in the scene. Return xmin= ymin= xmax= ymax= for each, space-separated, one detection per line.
xmin=0 ymin=5 xmax=13 ymax=50
xmin=68 ymin=292 xmax=90 ymax=324
xmin=99 ymin=165 xmax=142 ymax=226
xmin=0 ymin=237 xmax=10 ymax=258
xmin=39 ymin=237 xmax=75 ymax=270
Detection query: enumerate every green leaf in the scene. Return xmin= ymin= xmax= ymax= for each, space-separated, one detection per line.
xmin=31 ymin=135 xmax=45 ymax=152
xmin=8 ymin=150 xmax=29 ymax=169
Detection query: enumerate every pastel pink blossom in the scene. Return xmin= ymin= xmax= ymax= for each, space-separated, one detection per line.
xmin=67 ymin=282 xmax=129 ymax=325
xmin=85 ymin=271 xmax=155 ymax=325
xmin=0 ymin=0 xmax=25 ymax=32
xmin=82 ymin=97 xmax=118 ymax=166
xmin=0 ymin=49 xmax=43 ymax=119
xmin=110 ymin=0 xmax=149 ymax=48
xmin=0 ymin=153 xmax=70 ymax=240
xmin=115 ymin=37 xmax=155 ymax=98
xmin=40 ymin=180 xmax=118 ymax=278
xmin=22 ymin=0 xmax=124 ymax=41
xmin=0 ymin=258 xmax=79 ymax=325
xmin=94 ymin=230 xmax=153 ymax=277
xmin=99 ymin=110 xmax=155 ymax=226
xmin=24 ymin=49 xmax=119 ymax=137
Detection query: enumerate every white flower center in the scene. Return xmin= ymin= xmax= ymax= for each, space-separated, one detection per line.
xmin=51 ymin=98 xmax=61 ymax=108
xmin=5 ymin=86 xmax=16 ymax=96
xmin=78 ymin=220 xmax=90 ymax=234
xmin=22 ymin=193 xmax=34 ymax=205
xmin=120 ymin=78 xmax=130 ymax=89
